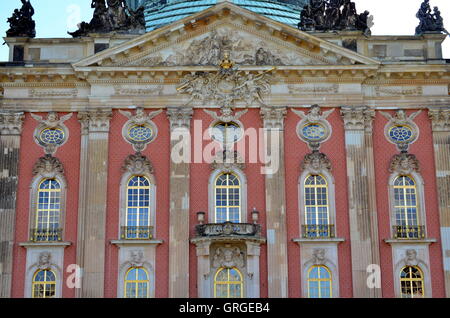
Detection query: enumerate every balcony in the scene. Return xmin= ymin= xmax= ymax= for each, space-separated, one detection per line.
xmin=393 ymin=225 xmax=425 ymax=240
xmin=30 ymin=228 xmax=62 ymax=242
xmin=302 ymin=224 xmax=335 ymax=239
xmin=195 ymin=222 xmax=262 ymax=238
xmin=120 ymin=226 xmax=154 ymax=240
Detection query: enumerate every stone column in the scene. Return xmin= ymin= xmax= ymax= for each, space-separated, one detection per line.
xmin=341 ymin=106 xmax=381 ymax=298
xmin=76 ymin=109 xmax=112 ymax=298
xmin=260 ymin=106 xmax=288 ymax=298
xmin=428 ymin=107 xmax=450 ymax=297
xmin=166 ymin=107 xmax=193 ymax=298
xmin=0 ymin=112 xmax=24 ymax=298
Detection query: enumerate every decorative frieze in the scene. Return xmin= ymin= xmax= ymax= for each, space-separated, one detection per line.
xmin=429 ymin=107 xmax=450 ymax=132
xmin=260 ymin=106 xmax=287 ymax=130
xmin=166 ymin=106 xmax=194 ymax=130
xmin=341 ymin=106 xmax=375 ymax=132
xmin=28 ymin=88 xmax=78 ymax=98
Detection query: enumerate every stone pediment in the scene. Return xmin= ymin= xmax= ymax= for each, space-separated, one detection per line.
xmin=73 ymin=2 xmax=379 ymax=70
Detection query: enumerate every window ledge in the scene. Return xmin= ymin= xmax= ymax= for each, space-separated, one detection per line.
xmin=19 ymin=241 xmax=72 ymax=248
xmin=384 ymin=238 xmax=437 ymax=245
xmin=110 ymin=239 xmax=164 ymax=246
xmin=292 ymin=238 xmax=345 ymax=244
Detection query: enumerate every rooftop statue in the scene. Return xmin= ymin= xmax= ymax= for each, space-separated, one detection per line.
xmin=415 ymin=0 xmax=449 ymax=35
xmin=298 ymin=0 xmax=372 ymax=36
xmin=6 ymin=0 xmax=36 ymax=38
xmin=68 ymin=0 xmax=145 ymax=37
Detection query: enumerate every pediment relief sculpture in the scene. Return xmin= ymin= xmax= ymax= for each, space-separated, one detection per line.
xmin=177 ymin=55 xmax=273 ymax=107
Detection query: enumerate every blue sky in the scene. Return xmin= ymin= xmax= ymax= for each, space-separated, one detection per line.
xmin=0 ymin=0 xmax=449 ymax=61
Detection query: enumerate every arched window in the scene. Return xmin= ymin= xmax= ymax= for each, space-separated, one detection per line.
xmin=124 ymin=267 xmax=149 ymax=298
xmin=400 ymin=266 xmax=424 ymax=298
xmin=125 ymin=176 xmax=151 ymax=239
xmin=32 ymin=270 xmax=56 ymax=298
xmin=307 ymin=265 xmax=332 ymax=298
xmin=214 ymin=173 xmax=241 ymax=223
xmin=214 ymin=267 xmax=243 ymax=298
xmin=34 ymin=179 xmax=61 ymax=241
xmin=304 ymin=175 xmax=330 ymax=237
xmin=393 ymin=176 xmax=420 ymax=238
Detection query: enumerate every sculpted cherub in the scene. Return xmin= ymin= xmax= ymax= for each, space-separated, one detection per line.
xmin=204 ymin=107 xmax=248 ymax=123
xmin=380 ymin=109 xmax=422 ymax=124
xmin=292 ymin=104 xmax=334 ymax=123
xmin=119 ymin=107 xmax=162 ymax=124
xmin=31 ymin=112 xmax=73 ymax=128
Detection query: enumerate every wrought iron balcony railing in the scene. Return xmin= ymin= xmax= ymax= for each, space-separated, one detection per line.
xmin=30 ymin=228 xmax=63 ymax=242
xmin=302 ymin=224 xmax=335 ymax=239
xmin=120 ymin=226 xmax=154 ymax=240
xmin=393 ymin=225 xmax=425 ymax=240
xmin=195 ymin=222 xmax=261 ymax=237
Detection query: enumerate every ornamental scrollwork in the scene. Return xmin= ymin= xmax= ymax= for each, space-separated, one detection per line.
xmin=301 ymin=151 xmax=332 ymax=174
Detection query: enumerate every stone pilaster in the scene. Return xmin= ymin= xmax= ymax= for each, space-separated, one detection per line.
xmin=76 ymin=109 xmax=112 ymax=298
xmin=340 ymin=106 xmax=381 ymax=298
xmin=428 ymin=107 xmax=450 ymax=297
xmin=260 ymin=106 xmax=288 ymax=298
xmin=0 ymin=111 xmax=24 ymax=298
xmin=166 ymin=107 xmax=193 ymax=298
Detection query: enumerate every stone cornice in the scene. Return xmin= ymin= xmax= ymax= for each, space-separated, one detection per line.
xmin=0 ymin=111 xmax=24 ymax=136
xmin=341 ymin=106 xmax=376 ymax=132
xmin=428 ymin=107 xmax=450 ymax=132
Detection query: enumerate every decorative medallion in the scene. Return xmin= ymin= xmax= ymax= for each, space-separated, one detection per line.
xmin=31 ymin=112 xmax=72 ymax=155
xmin=381 ymin=110 xmax=421 ymax=152
xmin=292 ymin=105 xmax=334 ymax=151
xmin=119 ymin=107 xmax=162 ymax=152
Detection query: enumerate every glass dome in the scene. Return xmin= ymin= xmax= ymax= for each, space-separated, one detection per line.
xmin=144 ymin=0 xmax=307 ymax=31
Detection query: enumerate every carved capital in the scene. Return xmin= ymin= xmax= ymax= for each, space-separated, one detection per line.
xmin=341 ymin=106 xmax=375 ymax=132
xmin=428 ymin=107 xmax=450 ymax=132
xmin=32 ymin=155 xmax=65 ymax=179
xmin=0 ymin=112 xmax=24 ymax=136
xmin=77 ymin=109 xmax=112 ymax=133
xmin=260 ymin=106 xmax=287 ymax=130
xmin=167 ymin=107 xmax=194 ymax=130
xmin=122 ymin=153 xmax=154 ymax=175
xmin=389 ymin=153 xmax=420 ymax=174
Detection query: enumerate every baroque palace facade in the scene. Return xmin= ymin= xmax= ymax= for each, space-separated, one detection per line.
xmin=0 ymin=0 xmax=450 ymax=298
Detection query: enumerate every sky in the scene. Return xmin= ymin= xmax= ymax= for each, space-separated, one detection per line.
xmin=0 ymin=0 xmax=449 ymax=61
